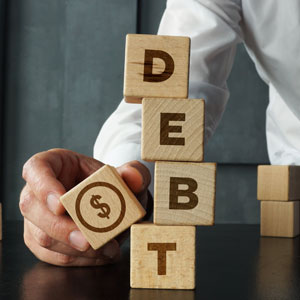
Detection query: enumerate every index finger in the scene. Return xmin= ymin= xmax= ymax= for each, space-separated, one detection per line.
xmin=22 ymin=150 xmax=72 ymax=215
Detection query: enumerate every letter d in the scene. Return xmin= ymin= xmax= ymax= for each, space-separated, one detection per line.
xmin=143 ymin=49 xmax=174 ymax=82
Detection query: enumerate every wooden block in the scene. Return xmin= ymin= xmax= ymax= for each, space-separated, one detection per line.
xmin=257 ymin=165 xmax=300 ymax=201
xmin=124 ymin=34 xmax=190 ymax=103
xmin=60 ymin=165 xmax=145 ymax=250
xmin=130 ymin=223 xmax=195 ymax=289
xmin=260 ymin=201 xmax=300 ymax=237
xmin=142 ymin=98 xmax=204 ymax=162
xmin=130 ymin=288 xmax=195 ymax=300
xmin=154 ymin=161 xmax=216 ymax=225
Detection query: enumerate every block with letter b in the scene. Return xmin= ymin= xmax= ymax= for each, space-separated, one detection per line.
xmin=154 ymin=161 xmax=216 ymax=225
xmin=60 ymin=165 xmax=146 ymax=250
xmin=142 ymin=98 xmax=205 ymax=162
xmin=130 ymin=223 xmax=195 ymax=289
xmin=124 ymin=34 xmax=190 ymax=103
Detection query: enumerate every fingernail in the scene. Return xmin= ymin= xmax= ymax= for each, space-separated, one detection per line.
xmin=69 ymin=230 xmax=89 ymax=251
xmin=47 ymin=193 xmax=60 ymax=214
xmin=130 ymin=166 xmax=145 ymax=190
xmin=101 ymin=241 xmax=119 ymax=259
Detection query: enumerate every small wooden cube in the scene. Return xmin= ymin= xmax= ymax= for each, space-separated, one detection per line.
xmin=257 ymin=165 xmax=300 ymax=201
xmin=124 ymin=34 xmax=190 ymax=103
xmin=130 ymin=223 xmax=195 ymax=289
xmin=154 ymin=161 xmax=216 ymax=225
xmin=60 ymin=165 xmax=145 ymax=250
xmin=130 ymin=288 xmax=195 ymax=300
xmin=142 ymin=98 xmax=204 ymax=162
xmin=260 ymin=201 xmax=300 ymax=237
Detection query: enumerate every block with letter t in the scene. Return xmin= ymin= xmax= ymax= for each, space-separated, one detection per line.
xmin=130 ymin=223 xmax=195 ymax=289
xmin=124 ymin=34 xmax=190 ymax=103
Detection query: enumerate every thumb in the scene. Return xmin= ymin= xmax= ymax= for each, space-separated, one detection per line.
xmin=117 ymin=160 xmax=151 ymax=194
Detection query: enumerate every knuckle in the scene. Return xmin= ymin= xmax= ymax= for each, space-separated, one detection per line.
xmin=22 ymin=163 xmax=29 ymax=181
xmin=34 ymin=228 xmax=51 ymax=248
xmin=55 ymin=252 xmax=73 ymax=266
xmin=22 ymin=154 xmax=41 ymax=180
xmin=19 ymin=189 xmax=33 ymax=215
xmin=48 ymin=148 xmax=72 ymax=160
xmin=47 ymin=147 xmax=63 ymax=153
xmin=49 ymin=218 xmax=65 ymax=240
xmin=47 ymin=148 xmax=67 ymax=156
xmin=22 ymin=221 xmax=72 ymax=266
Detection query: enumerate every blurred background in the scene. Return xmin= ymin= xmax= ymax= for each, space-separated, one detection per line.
xmin=0 ymin=0 xmax=269 ymax=222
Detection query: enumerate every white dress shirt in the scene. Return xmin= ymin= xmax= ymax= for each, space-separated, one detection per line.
xmin=94 ymin=0 xmax=300 ymax=171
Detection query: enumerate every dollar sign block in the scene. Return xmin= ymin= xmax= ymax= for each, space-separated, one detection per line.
xmin=60 ymin=165 xmax=146 ymax=250
xmin=90 ymin=194 xmax=111 ymax=219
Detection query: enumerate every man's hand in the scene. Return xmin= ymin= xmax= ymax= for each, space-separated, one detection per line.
xmin=19 ymin=148 xmax=151 ymax=267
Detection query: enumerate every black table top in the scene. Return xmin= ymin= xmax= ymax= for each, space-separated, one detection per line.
xmin=0 ymin=221 xmax=299 ymax=300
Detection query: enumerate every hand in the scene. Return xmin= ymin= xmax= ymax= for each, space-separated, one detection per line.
xmin=20 ymin=148 xmax=151 ymax=267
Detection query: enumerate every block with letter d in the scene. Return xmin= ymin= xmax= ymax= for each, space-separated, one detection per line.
xmin=124 ymin=34 xmax=190 ymax=103
xmin=154 ymin=161 xmax=216 ymax=225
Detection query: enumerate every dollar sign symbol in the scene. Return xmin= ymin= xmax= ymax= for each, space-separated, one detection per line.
xmin=90 ymin=194 xmax=111 ymax=219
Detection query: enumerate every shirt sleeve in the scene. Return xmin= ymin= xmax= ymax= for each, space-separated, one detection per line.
xmin=158 ymin=0 xmax=243 ymax=140
xmin=94 ymin=0 xmax=243 ymax=170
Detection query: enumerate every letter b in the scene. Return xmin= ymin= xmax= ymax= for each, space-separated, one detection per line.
xmin=169 ymin=177 xmax=198 ymax=210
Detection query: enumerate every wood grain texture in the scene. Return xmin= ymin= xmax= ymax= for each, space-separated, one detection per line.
xmin=257 ymin=165 xmax=300 ymax=201
xmin=154 ymin=161 xmax=216 ymax=225
xmin=124 ymin=34 xmax=190 ymax=103
xmin=260 ymin=201 xmax=300 ymax=238
xmin=142 ymin=98 xmax=204 ymax=162
xmin=130 ymin=223 xmax=195 ymax=289
xmin=60 ymin=165 xmax=145 ymax=250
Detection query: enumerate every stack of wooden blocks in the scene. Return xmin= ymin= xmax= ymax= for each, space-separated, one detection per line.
xmin=125 ymin=34 xmax=216 ymax=290
xmin=257 ymin=165 xmax=300 ymax=238
xmin=60 ymin=34 xmax=216 ymax=290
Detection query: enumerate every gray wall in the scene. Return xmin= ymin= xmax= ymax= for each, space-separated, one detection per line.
xmin=2 ymin=0 xmax=269 ymax=223
xmin=0 ymin=0 xmax=5 ymax=204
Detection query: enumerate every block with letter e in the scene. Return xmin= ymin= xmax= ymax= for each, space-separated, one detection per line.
xmin=154 ymin=161 xmax=216 ymax=225
xmin=130 ymin=223 xmax=195 ymax=289
xmin=142 ymin=98 xmax=204 ymax=162
xmin=60 ymin=165 xmax=146 ymax=250
xmin=124 ymin=34 xmax=190 ymax=103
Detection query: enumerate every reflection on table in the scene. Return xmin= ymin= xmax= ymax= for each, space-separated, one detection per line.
xmin=252 ymin=237 xmax=300 ymax=299
xmin=130 ymin=288 xmax=195 ymax=300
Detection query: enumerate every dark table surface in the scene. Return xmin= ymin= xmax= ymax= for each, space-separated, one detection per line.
xmin=0 ymin=221 xmax=299 ymax=300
